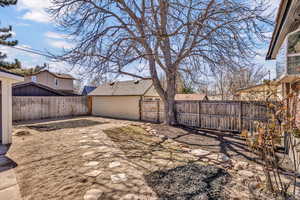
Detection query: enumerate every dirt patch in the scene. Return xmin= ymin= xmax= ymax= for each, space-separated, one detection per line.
xmin=25 ymin=119 xmax=106 ymax=131
xmin=145 ymin=164 xmax=230 ymax=200
xmin=8 ymin=117 xmax=126 ymax=200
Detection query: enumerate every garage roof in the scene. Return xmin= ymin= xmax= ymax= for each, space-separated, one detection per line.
xmin=89 ymin=79 xmax=153 ymax=96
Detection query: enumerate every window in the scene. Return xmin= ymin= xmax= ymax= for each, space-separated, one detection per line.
xmin=31 ymin=76 xmax=37 ymax=82
xmin=276 ymin=29 xmax=300 ymax=78
xmin=287 ymin=30 xmax=300 ymax=75
xmin=54 ymin=78 xmax=59 ymax=86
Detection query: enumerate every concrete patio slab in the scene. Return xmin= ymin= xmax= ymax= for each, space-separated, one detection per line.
xmin=0 ymin=184 xmax=22 ymax=200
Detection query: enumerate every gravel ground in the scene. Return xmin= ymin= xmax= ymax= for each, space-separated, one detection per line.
xmin=145 ymin=164 xmax=230 ymax=200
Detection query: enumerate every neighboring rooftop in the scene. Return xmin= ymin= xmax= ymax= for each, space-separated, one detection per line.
xmin=175 ymin=94 xmax=208 ymax=101
xmin=89 ymin=79 xmax=153 ymax=96
xmin=13 ymin=82 xmax=67 ymax=96
xmin=30 ymin=70 xmax=75 ymax=80
xmin=82 ymin=86 xmax=97 ymax=95
xmin=0 ymin=68 xmax=24 ymax=77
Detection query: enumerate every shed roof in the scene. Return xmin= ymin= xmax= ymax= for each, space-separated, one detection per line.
xmin=13 ymin=82 xmax=67 ymax=96
xmin=89 ymin=79 xmax=153 ymax=96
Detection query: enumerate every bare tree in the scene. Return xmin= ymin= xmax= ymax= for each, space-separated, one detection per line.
xmin=212 ymin=66 xmax=268 ymax=100
xmin=49 ymin=0 xmax=272 ymax=125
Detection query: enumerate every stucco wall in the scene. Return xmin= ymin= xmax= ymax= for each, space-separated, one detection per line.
xmin=92 ymin=96 xmax=141 ymax=120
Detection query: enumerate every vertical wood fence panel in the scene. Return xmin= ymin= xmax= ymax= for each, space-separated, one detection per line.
xmin=141 ymin=100 xmax=270 ymax=132
xmin=12 ymin=96 xmax=89 ymax=122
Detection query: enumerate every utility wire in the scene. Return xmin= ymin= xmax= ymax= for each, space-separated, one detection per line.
xmin=4 ymin=45 xmax=56 ymax=59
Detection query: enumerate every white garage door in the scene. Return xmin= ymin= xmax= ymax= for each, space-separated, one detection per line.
xmin=92 ymin=96 xmax=141 ymax=120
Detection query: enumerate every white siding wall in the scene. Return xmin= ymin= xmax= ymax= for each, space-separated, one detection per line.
xmin=92 ymin=96 xmax=141 ymax=120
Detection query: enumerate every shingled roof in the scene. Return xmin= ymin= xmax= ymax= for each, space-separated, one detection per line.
xmin=89 ymin=79 xmax=153 ymax=96
xmin=31 ymin=70 xmax=75 ymax=80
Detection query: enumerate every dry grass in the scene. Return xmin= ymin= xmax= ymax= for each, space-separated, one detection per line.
xmin=103 ymin=125 xmax=205 ymax=173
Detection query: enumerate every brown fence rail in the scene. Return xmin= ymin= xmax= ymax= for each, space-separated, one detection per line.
xmin=12 ymin=96 xmax=89 ymax=122
xmin=141 ymin=100 xmax=270 ymax=132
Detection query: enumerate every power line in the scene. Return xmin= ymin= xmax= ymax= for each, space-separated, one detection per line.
xmin=4 ymin=45 xmax=56 ymax=59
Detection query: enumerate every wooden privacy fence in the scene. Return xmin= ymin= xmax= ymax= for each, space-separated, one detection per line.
xmin=12 ymin=96 xmax=89 ymax=122
xmin=141 ymin=100 xmax=270 ymax=132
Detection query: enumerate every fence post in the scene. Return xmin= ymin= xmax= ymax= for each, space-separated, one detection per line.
xmin=157 ymin=100 xmax=160 ymax=123
xmin=239 ymin=101 xmax=243 ymax=131
xmin=198 ymin=101 xmax=201 ymax=128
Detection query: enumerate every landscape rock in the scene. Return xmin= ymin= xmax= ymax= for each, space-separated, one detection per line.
xmin=238 ymin=170 xmax=254 ymax=178
xmin=120 ymin=194 xmax=140 ymax=200
xmin=233 ymin=161 xmax=249 ymax=171
xmin=84 ymin=161 xmax=99 ymax=167
xmin=111 ymin=173 xmax=128 ymax=183
xmin=207 ymin=153 xmax=230 ymax=162
xmin=84 ymin=170 xmax=102 ymax=177
xmin=109 ymin=161 xmax=121 ymax=168
xmin=83 ymin=189 xmax=103 ymax=200
xmin=82 ymin=151 xmax=95 ymax=157
xmin=190 ymin=149 xmax=210 ymax=157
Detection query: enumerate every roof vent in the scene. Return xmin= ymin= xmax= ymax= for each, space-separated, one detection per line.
xmin=109 ymin=82 xmax=115 ymax=86
xmin=134 ymin=80 xmax=139 ymax=84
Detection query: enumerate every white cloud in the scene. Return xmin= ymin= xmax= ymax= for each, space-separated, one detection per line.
xmin=17 ymin=0 xmax=52 ymax=23
xmin=48 ymin=40 xmax=74 ymax=49
xmin=45 ymin=31 xmax=69 ymax=40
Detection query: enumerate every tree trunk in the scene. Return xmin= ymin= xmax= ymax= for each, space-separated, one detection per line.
xmin=164 ymin=72 xmax=177 ymax=125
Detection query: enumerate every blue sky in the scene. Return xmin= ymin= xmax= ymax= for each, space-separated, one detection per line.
xmin=0 ymin=0 xmax=280 ymax=80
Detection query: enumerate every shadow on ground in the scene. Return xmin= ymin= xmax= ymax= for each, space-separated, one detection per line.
xmin=25 ymin=119 xmax=107 ymax=131
xmin=151 ymin=124 xmax=262 ymax=163
xmin=0 ymin=144 xmax=17 ymax=172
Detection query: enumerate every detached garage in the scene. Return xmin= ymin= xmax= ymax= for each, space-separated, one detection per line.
xmin=89 ymin=79 xmax=159 ymax=120
xmin=0 ymin=69 xmax=24 ymax=144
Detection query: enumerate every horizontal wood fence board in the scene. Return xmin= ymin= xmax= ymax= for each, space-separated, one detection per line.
xmin=12 ymin=96 xmax=89 ymax=122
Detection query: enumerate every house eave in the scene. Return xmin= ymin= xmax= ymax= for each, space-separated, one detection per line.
xmin=266 ymin=0 xmax=300 ymax=60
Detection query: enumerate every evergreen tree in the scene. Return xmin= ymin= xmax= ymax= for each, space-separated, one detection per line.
xmin=0 ymin=0 xmax=17 ymax=7
xmin=0 ymin=0 xmax=18 ymax=70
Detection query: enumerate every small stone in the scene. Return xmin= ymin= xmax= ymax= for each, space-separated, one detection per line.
xmin=92 ymin=140 xmax=100 ymax=143
xmin=248 ymin=181 xmax=260 ymax=190
xmin=109 ymin=161 xmax=121 ymax=168
xmin=207 ymin=153 xmax=230 ymax=162
xmin=158 ymin=135 xmax=167 ymax=139
xmin=82 ymin=151 xmax=94 ymax=157
xmin=81 ymin=135 xmax=88 ymax=138
xmin=80 ymin=145 xmax=90 ymax=149
xmin=84 ymin=161 xmax=99 ymax=167
xmin=83 ymin=189 xmax=103 ymax=200
xmin=79 ymin=140 xmax=88 ymax=143
xmin=238 ymin=170 xmax=254 ymax=177
xmin=84 ymin=170 xmax=102 ymax=177
xmin=111 ymin=173 xmax=127 ymax=183
xmin=120 ymin=194 xmax=140 ymax=200
xmin=234 ymin=161 xmax=249 ymax=170
xmin=190 ymin=149 xmax=210 ymax=157
xmin=218 ymin=153 xmax=230 ymax=162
